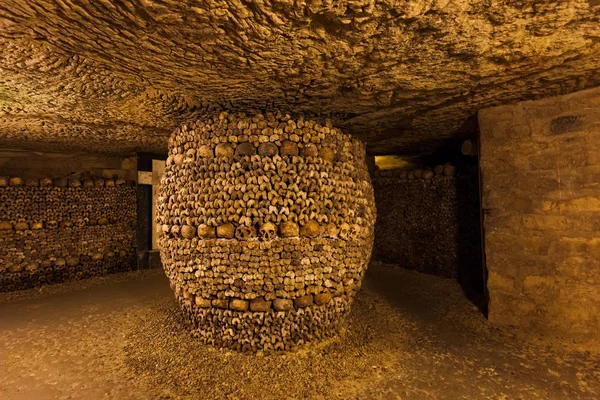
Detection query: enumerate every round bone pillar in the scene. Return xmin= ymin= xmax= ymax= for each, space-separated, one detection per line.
xmin=157 ymin=111 xmax=376 ymax=352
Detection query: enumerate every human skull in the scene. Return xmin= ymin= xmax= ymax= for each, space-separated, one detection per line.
xmin=235 ymin=142 xmax=256 ymax=156
xmin=197 ymin=145 xmax=213 ymax=158
xmin=181 ymin=225 xmax=196 ymax=239
xmin=215 ymin=143 xmax=234 ymax=157
xmin=25 ymin=178 xmax=39 ymax=187
xmin=235 ymin=225 xmax=256 ymax=240
xmin=216 ymin=223 xmax=235 ymax=239
xmin=319 ymin=146 xmax=336 ymax=162
xmin=40 ymin=177 xmax=53 ymax=187
xmin=351 ymin=224 xmax=363 ymax=239
xmin=258 ymin=142 xmax=278 ymax=157
xmin=26 ymin=263 xmax=39 ymax=273
xmin=279 ymin=221 xmax=299 ymax=237
xmin=299 ymin=220 xmax=320 ymax=237
xmin=280 ymin=140 xmax=298 ymax=156
xmin=301 ymin=143 xmax=318 ymax=157
xmin=323 ymin=223 xmax=339 ymax=239
xmin=339 ymin=223 xmax=351 ymax=240
xmin=198 ymin=224 xmax=216 ymax=239
xmin=30 ymin=221 xmax=43 ymax=230
xmin=66 ymin=257 xmax=80 ymax=267
xmin=9 ymin=177 xmax=24 ymax=186
xmin=184 ymin=149 xmax=196 ymax=163
xmin=54 ymin=178 xmax=68 ymax=187
xmin=14 ymin=222 xmax=29 ymax=231
xmin=259 ymin=222 xmax=276 ymax=240
xmin=46 ymin=220 xmax=58 ymax=229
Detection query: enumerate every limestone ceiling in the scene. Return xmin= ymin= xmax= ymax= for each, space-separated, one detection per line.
xmin=0 ymin=0 xmax=599 ymax=156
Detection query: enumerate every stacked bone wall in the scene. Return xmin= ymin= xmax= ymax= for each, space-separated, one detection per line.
xmin=371 ymin=165 xmax=482 ymax=289
xmin=479 ymin=87 xmax=600 ymax=343
xmin=0 ymin=176 xmax=137 ymax=292
xmin=157 ymin=111 xmax=376 ymax=352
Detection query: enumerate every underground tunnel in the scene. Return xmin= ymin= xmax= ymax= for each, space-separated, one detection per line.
xmin=0 ymin=1 xmax=599 ymax=399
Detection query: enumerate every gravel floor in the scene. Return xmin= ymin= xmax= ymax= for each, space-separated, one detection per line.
xmin=0 ymin=265 xmax=598 ymax=399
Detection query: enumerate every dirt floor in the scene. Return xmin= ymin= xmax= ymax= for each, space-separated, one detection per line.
xmin=0 ymin=265 xmax=598 ymax=400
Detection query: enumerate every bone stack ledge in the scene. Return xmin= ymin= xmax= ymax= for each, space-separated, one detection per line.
xmin=157 ymin=111 xmax=376 ymax=352
xmin=0 ymin=177 xmax=137 ymax=292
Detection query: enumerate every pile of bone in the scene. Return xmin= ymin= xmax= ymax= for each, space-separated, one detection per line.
xmin=0 ymin=176 xmax=133 ymax=188
xmin=0 ymin=245 xmax=136 ymax=292
xmin=370 ymin=171 xmax=463 ymax=279
xmin=0 ymin=177 xmax=136 ymax=231
xmin=157 ymin=110 xmax=376 ymax=352
xmin=181 ymin=295 xmax=351 ymax=352
xmin=372 ymin=163 xmax=457 ymax=184
xmin=0 ymin=176 xmax=137 ymax=292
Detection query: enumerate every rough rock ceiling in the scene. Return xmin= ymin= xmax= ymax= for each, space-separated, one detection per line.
xmin=0 ymin=0 xmax=599 ymax=156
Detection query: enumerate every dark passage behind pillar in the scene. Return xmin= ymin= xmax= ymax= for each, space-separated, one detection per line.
xmin=371 ymin=165 xmax=484 ymax=302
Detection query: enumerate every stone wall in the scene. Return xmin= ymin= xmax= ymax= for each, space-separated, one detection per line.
xmin=0 ymin=176 xmax=137 ymax=292
xmin=372 ymin=165 xmax=483 ymax=295
xmin=157 ymin=111 xmax=376 ymax=352
xmin=478 ymin=87 xmax=600 ymax=342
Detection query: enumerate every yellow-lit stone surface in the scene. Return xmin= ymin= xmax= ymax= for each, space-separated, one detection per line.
xmin=0 ymin=1 xmax=599 ymax=155
xmin=479 ymin=86 xmax=600 ymax=344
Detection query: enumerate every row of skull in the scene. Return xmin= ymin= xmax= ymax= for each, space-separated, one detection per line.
xmin=0 ymin=176 xmax=134 ymax=188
